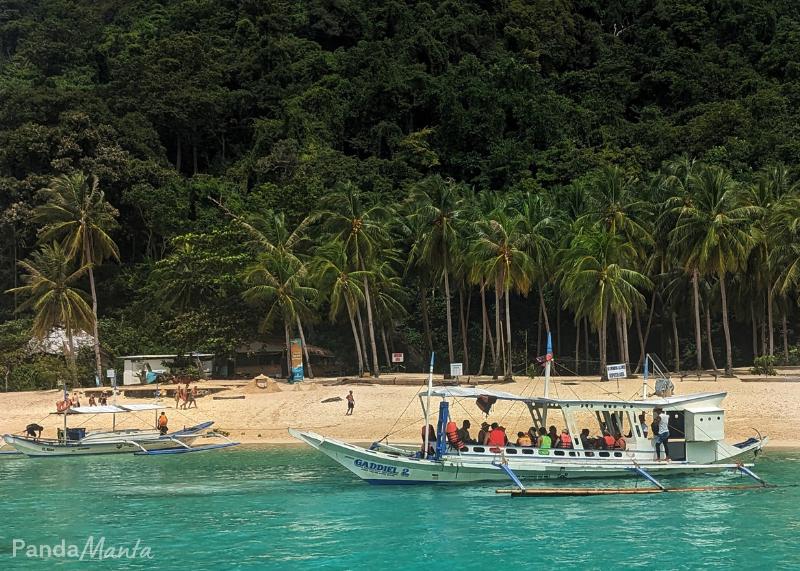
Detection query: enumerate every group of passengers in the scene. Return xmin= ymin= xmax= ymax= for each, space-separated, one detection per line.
xmin=430 ymin=419 xmax=628 ymax=452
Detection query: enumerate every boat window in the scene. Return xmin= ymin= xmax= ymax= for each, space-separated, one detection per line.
xmin=473 ymin=447 xmax=485 ymax=453
xmin=614 ymin=452 xmax=622 ymax=458
xmin=585 ymin=451 xmax=594 ymax=457
xmin=462 ymin=447 xmax=470 ymax=453
xmin=568 ymin=451 xmax=576 ymax=457
xmin=522 ymin=449 xmax=533 ymax=455
xmin=506 ymin=448 xmax=517 ymax=454
xmin=599 ymin=451 xmax=610 ymax=457
xmin=554 ymin=450 xmax=564 ymax=456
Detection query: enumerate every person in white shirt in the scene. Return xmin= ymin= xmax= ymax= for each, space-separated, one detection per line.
xmin=653 ymin=407 xmax=671 ymax=461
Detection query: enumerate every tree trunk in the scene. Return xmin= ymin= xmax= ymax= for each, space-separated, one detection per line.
xmin=65 ymin=325 xmax=78 ymax=384
xmin=176 ymin=134 xmax=182 ymax=172
xmin=767 ymin=288 xmax=774 ymax=356
xmin=505 ymin=282 xmax=513 ymax=379
xmin=478 ymin=283 xmax=487 ymax=376
xmin=355 ymin=302 xmax=370 ymax=373
xmin=381 ymin=325 xmax=391 ymax=369
xmin=420 ymin=286 xmax=433 ymax=354
xmin=493 ymin=282 xmax=502 ymax=380
xmin=463 ymin=286 xmax=471 ymax=374
xmin=574 ymin=317 xmax=581 ymax=374
xmin=783 ymin=308 xmax=790 ymax=363
xmin=443 ymin=262 xmax=455 ymax=366
xmin=84 ymin=241 xmax=103 ymax=387
xmin=556 ymin=295 xmax=561 ymax=355
xmin=536 ymin=300 xmax=543 ymax=356
xmin=719 ymin=273 xmax=733 ymax=376
xmin=284 ymin=319 xmax=292 ymax=380
xmin=345 ymin=297 xmax=364 ymax=376
xmin=361 ymin=274 xmax=381 ymax=378
xmin=622 ymin=310 xmax=631 ymax=376
xmin=705 ymin=305 xmax=718 ymax=372
xmin=634 ymin=303 xmax=645 ymax=373
xmin=692 ymin=269 xmax=703 ymax=370
xmin=750 ymin=301 xmax=758 ymax=358
xmin=599 ymin=302 xmax=608 ymax=380
xmin=295 ymin=315 xmax=314 ymax=379
xmin=583 ymin=316 xmax=590 ymax=375
xmin=672 ymin=311 xmax=681 ymax=373
xmin=538 ymin=285 xmax=551 ymax=332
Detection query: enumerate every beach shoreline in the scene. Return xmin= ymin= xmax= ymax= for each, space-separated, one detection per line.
xmin=2 ymin=372 xmax=798 ymax=450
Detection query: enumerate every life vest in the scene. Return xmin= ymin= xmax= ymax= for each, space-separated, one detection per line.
xmin=615 ymin=437 xmax=626 ymax=450
xmin=517 ymin=436 xmax=532 ymax=446
xmin=487 ymin=429 xmax=506 ymax=446
xmin=603 ymin=435 xmax=615 ymax=448
xmin=56 ymin=399 xmax=71 ymax=413
xmin=158 ymin=415 xmax=168 ymax=428
xmin=560 ymin=434 xmax=572 ymax=448
xmin=446 ymin=421 xmax=465 ymax=450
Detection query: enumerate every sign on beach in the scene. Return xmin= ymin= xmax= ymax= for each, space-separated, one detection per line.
xmin=290 ymin=339 xmax=304 ymax=382
xmin=106 ymin=369 xmax=115 ymax=379
xmin=606 ymin=363 xmax=627 ymax=379
xmin=391 ymin=353 xmax=404 ymax=363
xmin=450 ymin=363 xmax=463 ymax=377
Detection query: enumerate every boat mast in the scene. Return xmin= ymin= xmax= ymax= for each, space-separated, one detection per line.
xmin=422 ymin=353 xmax=435 ymax=458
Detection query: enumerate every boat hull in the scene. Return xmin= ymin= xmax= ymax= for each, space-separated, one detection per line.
xmin=289 ymin=429 xmax=766 ymax=484
xmin=2 ymin=423 xmax=213 ymax=457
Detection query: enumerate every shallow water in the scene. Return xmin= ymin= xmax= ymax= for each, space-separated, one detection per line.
xmin=1 ymin=446 xmax=798 ymax=569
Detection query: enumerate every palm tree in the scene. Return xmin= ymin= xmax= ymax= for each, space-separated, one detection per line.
xmin=560 ymin=229 xmax=651 ymax=379
xmin=311 ymin=241 xmax=368 ymax=376
xmin=7 ymin=243 xmax=94 ymax=381
xmin=33 ymin=172 xmax=119 ymax=385
xmin=663 ymin=157 xmax=704 ymax=371
xmin=243 ymin=252 xmax=317 ymax=379
xmin=321 ymin=183 xmax=391 ymax=377
xmin=407 ymin=176 xmax=464 ymax=370
xmin=670 ymin=165 xmax=755 ymax=376
xmin=471 ymin=206 xmax=532 ymax=379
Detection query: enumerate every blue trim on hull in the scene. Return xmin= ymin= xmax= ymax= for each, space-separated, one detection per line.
xmin=364 ymin=479 xmax=440 ymax=485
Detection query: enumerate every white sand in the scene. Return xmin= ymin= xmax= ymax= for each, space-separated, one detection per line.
xmin=1 ymin=372 xmax=797 ymax=448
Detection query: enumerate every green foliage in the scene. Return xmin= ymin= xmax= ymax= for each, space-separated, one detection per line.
xmin=750 ymin=355 xmax=778 ymax=376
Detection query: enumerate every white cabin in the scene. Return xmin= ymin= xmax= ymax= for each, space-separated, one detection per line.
xmin=120 ymin=354 xmax=214 ymax=385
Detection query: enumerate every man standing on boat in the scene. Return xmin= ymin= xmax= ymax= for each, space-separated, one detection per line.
xmin=157 ymin=412 xmax=169 ymax=435
xmin=654 ymin=407 xmax=671 ymax=461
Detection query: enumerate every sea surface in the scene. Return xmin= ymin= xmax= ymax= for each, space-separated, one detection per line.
xmin=0 ymin=445 xmax=798 ymax=570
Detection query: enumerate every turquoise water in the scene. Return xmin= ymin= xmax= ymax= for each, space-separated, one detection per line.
xmin=1 ymin=446 xmax=799 ymax=570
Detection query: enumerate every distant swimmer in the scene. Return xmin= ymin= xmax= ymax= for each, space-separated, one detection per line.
xmin=346 ymin=390 xmax=355 ymax=416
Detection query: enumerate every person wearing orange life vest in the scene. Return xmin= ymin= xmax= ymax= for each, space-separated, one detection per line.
xmin=445 ymin=420 xmax=465 ymax=450
xmin=486 ymin=424 xmax=506 ymax=447
xmin=157 ymin=412 xmax=169 ymax=435
xmin=614 ymin=433 xmax=627 ymax=450
xmin=602 ymin=430 xmax=615 ymax=449
xmin=557 ymin=429 xmax=573 ymax=449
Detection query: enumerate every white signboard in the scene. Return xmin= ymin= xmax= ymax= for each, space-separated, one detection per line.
xmin=606 ymin=363 xmax=627 ymax=379
xmin=106 ymin=369 xmax=116 ymax=379
xmin=450 ymin=363 xmax=463 ymax=377
xmin=391 ymin=353 xmax=404 ymax=363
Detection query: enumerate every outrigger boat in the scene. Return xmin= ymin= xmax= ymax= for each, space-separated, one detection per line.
xmin=290 ymin=344 xmax=767 ymax=485
xmin=3 ymin=399 xmax=238 ymax=457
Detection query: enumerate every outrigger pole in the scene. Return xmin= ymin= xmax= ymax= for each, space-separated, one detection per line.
xmin=422 ymin=353 xmax=435 ymax=459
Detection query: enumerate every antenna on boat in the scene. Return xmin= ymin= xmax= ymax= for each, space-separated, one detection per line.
xmin=544 ymin=332 xmax=552 ymax=399
xmin=423 ymin=352 xmax=435 ymax=459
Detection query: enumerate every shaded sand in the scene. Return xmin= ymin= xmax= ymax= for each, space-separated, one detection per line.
xmin=0 ymin=371 xmax=797 ymax=449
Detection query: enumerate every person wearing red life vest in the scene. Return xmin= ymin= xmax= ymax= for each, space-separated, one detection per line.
xmin=445 ymin=420 xmax=465 ymax=450
xmin=557 ymin=429 xmax=573 ymax=449
xmin=487 ymin=424 xmax=506 ymax=447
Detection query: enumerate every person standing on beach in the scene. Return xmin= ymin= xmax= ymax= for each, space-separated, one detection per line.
xmin=345 ymin=391 xmax=355 ymax=415
xmin=187 ymin=385 xmax=198 ymax=408
xmin=175 ymin=386 xmax=182 ymax=409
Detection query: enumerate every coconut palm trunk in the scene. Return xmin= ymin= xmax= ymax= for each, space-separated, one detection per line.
xmin=783 ymin=310 xmax=789 ymax=363
xmin=84 ymin=241 xmax=103 ymax=385
xmin=459 ymin=286 xmax=470 ymax=374
xmin=575 ymin=317 xmax=581 ymax=373
xmin=599 ymin=302 xmax=609 ymax=380
xmin=478 ymin=283 xmax=487 ymax=376
xmin=493 ymin=281 xmax=502 ymax=379
xmin=345 ymin=297 xmax=364 ymax=376
xmin=750 ymin=301 xmax=758 ymax=357
xmin=65 ymin=324 xmax=78 ymax=383
xmin=767 ymin=288 xmax=774 ymax=356
xmin=295 ymin=315 xmax=314 ymax=379
xmin=704 ymin=305 xmax=718 ymax=372
xmin=355 ymin=303 xmax=370 ymax=373
xmin=420 ymin=286 xmax=433 ymax=354
xmin=504 ymin=282 xmax=512 ymax=379
xmin=672 ymin=311 xmax=681 ymax=373
xmin=718 ymin=272 xmax=734 ymax=376
xmin=380 ymin=325 xmax=391 ymax=368
xmin=361 ymin=274 xmax=381 ymax=378
xmin=443 ymin=261 xmax=455 ymax=367
xmin=692 ymin=269 xmax=703 ymax=370
xmin=284 ymin=318 xmax=292 ymax=380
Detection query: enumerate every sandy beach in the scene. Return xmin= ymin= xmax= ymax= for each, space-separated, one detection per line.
xmin=1 ymin=371 xmax=798 ymax=449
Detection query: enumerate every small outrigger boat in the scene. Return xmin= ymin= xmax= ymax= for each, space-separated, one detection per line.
xmin=3 ymin=400 xmax=238 ymax=457
xmin=291 ymin=345 xmax=767 ymax=485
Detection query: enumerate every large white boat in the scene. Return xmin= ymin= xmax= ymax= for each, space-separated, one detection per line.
xmin=3 ymin=403 xmax=237 ymax=457
xmin=290 ymin=352 xmax=767 ymax=485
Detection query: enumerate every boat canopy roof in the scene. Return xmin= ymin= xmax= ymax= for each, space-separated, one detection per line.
xmin=69 ymin=404 xmax=165 ymax=414
xmin=420 ymin=387 xmax=726 ymax=409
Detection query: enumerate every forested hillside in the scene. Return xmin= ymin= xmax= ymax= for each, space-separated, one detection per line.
xmin=2 ymin=0 xmax=800 ymax=388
